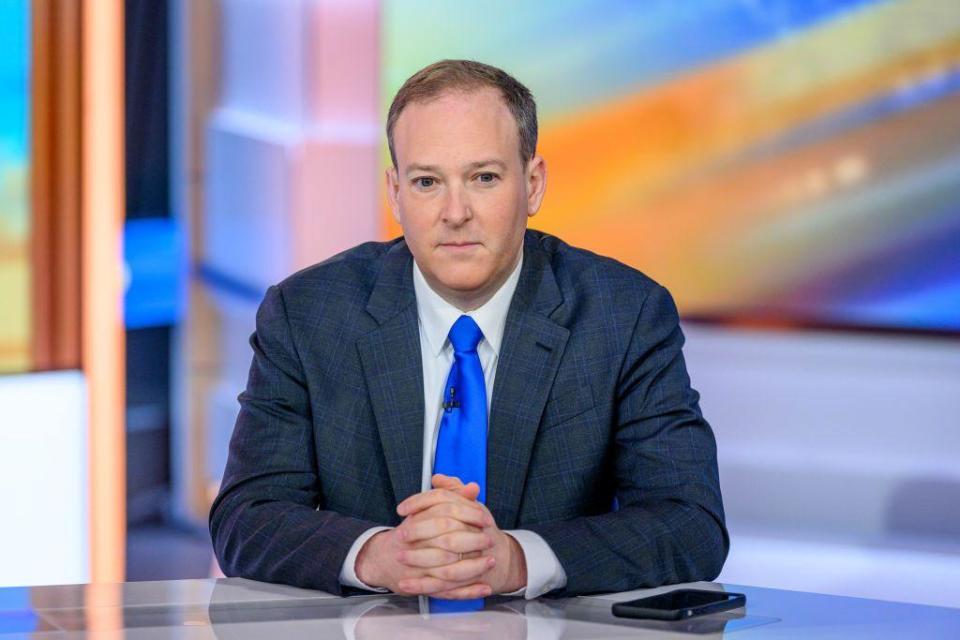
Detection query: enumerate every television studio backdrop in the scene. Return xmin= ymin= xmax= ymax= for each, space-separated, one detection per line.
xmin=0 ymin=0 xmax=958 ymax=610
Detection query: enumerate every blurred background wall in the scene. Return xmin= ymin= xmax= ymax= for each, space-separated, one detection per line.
xmin=1 ymin=0 xmax=958 ymax=607
xmin=1 ymin=0 xmax=125 ymax=586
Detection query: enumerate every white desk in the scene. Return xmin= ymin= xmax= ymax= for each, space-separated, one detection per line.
xmin=1 ymin=577 xmax=958 ymax=638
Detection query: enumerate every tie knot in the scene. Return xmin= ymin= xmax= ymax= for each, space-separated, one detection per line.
xmin=448 ymin=315 xmax=483 ymax=353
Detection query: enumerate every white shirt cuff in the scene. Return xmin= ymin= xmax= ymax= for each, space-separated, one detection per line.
xmin=504 ymin=530 xmax=568 ymax=599
xmin=338 ymin=526 xmax=393 ymax=592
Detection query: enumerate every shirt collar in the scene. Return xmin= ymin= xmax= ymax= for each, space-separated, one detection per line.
xmin=413 ymin=250 xmax=523 ymax=358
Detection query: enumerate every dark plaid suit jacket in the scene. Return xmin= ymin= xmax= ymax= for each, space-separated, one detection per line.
xmin=210 ymin=229 xmax=728 ymax=597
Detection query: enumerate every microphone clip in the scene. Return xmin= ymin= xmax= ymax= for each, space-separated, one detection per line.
xmin=442 ymin=386 xmax=460 ymax=413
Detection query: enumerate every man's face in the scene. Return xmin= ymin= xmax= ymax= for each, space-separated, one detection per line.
xmin=386 ymin=87 xmax=547 ymax=310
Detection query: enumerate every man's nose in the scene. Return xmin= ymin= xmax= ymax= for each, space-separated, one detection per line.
xmin=441 ymin=184 xmax=473 ymax=225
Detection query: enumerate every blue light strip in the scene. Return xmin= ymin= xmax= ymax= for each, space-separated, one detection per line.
xmin=123 ymin=218 xmax=187 ymax=329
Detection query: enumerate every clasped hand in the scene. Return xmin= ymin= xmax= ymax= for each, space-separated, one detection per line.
xmin=355 ymin=474 xmax=527 ymax=599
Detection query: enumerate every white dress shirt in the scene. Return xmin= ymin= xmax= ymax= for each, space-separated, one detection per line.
xmin=339 ymin=251 xmax=568 ymax=599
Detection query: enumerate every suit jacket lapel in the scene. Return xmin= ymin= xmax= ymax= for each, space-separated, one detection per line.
xmin=356 ymin=241 xmax=425 ymax=507
xmin=487 ymin=233 xmax=569 ymax=528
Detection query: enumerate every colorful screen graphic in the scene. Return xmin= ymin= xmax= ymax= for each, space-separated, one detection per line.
xmin=384 ymin=0 xmax=960 ymax=333
xmin=0 ymin=0 xmax=30 ymax=371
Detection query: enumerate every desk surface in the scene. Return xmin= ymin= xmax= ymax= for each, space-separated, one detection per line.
xmin=1 ymin=578 xmax=958 ymax=639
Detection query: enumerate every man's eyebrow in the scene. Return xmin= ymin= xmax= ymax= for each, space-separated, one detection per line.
xmin=466 ymin=159 xmax=507 ymax=170
xmin=404 ymin=159 xmax=508 ymax=177
xmin=405 ymin=164 xmax=440 ymax=176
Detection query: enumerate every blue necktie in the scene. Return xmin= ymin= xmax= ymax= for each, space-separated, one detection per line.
xmin=430 ymin=315 xmax=487 ymax=613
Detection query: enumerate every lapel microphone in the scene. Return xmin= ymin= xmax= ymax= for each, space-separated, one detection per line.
xmin=442 ymin=386 xmax=461 ymax=412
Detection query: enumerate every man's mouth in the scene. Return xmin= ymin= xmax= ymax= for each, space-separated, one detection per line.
xmin=438 ymin=241 xmax=480 ymax=249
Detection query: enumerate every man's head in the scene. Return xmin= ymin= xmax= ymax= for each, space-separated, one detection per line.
xmin=385 ymin=60 xmax=547 ymax=311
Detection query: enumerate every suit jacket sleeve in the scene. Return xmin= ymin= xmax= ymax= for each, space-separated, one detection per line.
xmin=209 ymin=285 xmax=379 ymax=595
xmin=525 ymin=284 xmax=729 ymax=596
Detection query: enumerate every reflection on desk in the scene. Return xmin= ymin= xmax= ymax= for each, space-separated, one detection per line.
xmin=0 ymin=577 xmax=958 ymax=638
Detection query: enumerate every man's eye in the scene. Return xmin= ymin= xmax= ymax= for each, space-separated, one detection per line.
xmin=477 ymin=173 xmax=499 ymax=184
xmin=414 ymin=177 xmax=435 ymax=189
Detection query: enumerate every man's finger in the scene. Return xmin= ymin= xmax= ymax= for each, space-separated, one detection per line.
xmin=397 ymin=488 xmax=483 ymax=518
xmin=398 ymin=548 xmax=484 ymax=568
xmin=430 ymin=583 xmax=494 ymax=600
xmin=431 ymin=474 xmax=478 ymax=495
xmin=431 ymin=473 xmax=464 ymax=489
xmin=426 ymin=556 xmax=495 ymax=583
xmin=393 ymin=576 xmax=465 ymax=597
xmin=432 ymin=475 xmax=481 ymax=501
xmin=411 ymin=530 xmax=492 ymax=554
xmin=400 ymin=516 xmax=480 ymax=544
xmin=455 ymin=483 xmax=481 ymax=502
xmin=397 ymin=576 xmax=492 ymax=597
xmin=397 ymin=547 xmax=460 ymax=568
xmin=403 ymin=501 xmax=491 ymax=530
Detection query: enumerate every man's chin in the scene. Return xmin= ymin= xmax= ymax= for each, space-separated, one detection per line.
xmin=437 ymin=276 xmax=493 ymax=295
xmin=432 ymin=252 xmax=489 ymax=278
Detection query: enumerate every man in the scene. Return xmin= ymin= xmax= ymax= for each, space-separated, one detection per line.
xmin=210 ymin=60 xmax=728 ymax=600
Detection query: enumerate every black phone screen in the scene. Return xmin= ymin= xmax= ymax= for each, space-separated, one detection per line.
xmin=612 ymin=589 xmax=746 ymax=621
xmin=636 ymin=590 xmax=736 ymax=610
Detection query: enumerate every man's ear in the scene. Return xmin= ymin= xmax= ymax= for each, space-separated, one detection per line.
xmin=525 ymin=155 xmax=547 ymax=218
xmin=385 ymin=166 xmax=402 ymax=223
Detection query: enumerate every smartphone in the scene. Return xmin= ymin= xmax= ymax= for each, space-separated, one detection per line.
xmin=612 ymin=588 xmax=746 ymax=621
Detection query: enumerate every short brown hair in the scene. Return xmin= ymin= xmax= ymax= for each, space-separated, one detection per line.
xmin=386 ymin=59 xmax=538 ymax=167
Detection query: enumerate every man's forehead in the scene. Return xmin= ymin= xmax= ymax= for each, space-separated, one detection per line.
xmin=396 ymin=91 xmax=512 ymax=135
xmin=393 ymin=88 xmax=520 ymax=170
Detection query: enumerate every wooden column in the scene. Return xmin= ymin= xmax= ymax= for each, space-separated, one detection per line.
xmin=30 ymin=0 xmax=81 ymax=371
xmin=81 ymin=0 xmax=127 ymax=584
